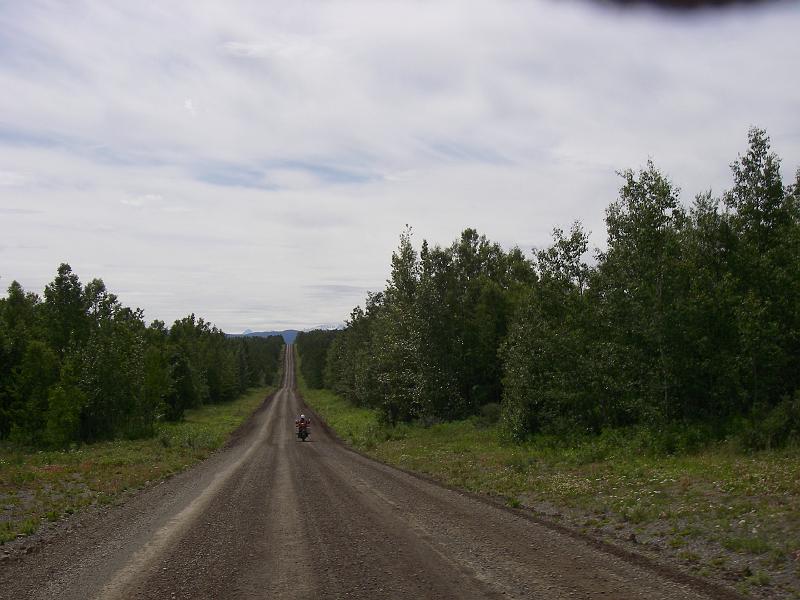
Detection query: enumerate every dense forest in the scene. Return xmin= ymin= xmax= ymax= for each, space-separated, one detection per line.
xmin=295 ymin=329 xmax=339 ymax=389
xmin=301 ymin=128 xmax=800 ymax=450
xmin=0 ymin=265 xmax=283 ymax=447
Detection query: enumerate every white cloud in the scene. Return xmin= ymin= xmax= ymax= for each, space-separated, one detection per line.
xmin=221 ymin=37 xmax=332 ymax=62
xmin=0 ymin=170 xmax=32 ymax=187
xmin=222 ymin=42 xmax=271 ymax=58
xmin=121 ymin=193 xmax=164 ymax=207
xmin=183 ymin=99 xmax=197 ymax=118
xmin=0 ymin=0 xmax=798 ymax=330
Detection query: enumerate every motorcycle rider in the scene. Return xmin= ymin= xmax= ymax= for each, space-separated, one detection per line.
xmin=295 ymin=414 xmax=311 ymax=435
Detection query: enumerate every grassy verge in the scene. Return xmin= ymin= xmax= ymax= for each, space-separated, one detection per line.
xmin=0 ymin=385 xmax=273 ymax=545
xmin=299 ymin=378 xmax=800 ymax=599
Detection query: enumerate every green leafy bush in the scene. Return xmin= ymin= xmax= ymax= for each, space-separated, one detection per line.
xmin=736 ymin=393 xmax=800 ymax=450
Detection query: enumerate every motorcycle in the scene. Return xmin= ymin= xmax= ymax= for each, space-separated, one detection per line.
xmin=296 ymin=421 xmax=310 ymax=441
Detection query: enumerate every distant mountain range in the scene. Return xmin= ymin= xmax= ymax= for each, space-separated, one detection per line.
xmin=229 ymin=324 xmax=343 ymax=344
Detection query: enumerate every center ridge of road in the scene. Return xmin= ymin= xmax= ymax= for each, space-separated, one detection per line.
xmin=1 ymin=346 xmax=740 ymax=599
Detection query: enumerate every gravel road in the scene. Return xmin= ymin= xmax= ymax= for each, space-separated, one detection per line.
xmin=0 ymin=347 xmax=741 ymax=599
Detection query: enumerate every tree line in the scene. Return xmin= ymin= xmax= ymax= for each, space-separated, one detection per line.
xmin=300 ymin=129 xmax=800 ymax=449
xmin=295 ymin=329 xmax=339 ymax=388
xmin=0 ymin=265 xmax=283 ymax=447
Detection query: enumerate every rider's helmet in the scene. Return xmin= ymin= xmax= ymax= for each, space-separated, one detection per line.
xmin=300 ymin=414 xmax=306 ymax=420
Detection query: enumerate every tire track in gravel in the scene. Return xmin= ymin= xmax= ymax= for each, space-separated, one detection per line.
xmin=98 ymin=395 xmax=283 ymax=599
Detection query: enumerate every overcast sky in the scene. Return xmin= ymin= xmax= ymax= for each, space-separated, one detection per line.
xmin=1 ymin=1 xmax=798 ymax=332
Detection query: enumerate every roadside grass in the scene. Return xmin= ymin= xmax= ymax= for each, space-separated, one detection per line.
xmin=299 ymin=379 xmax=800 ymax=598
xmin=0 ymin=385 xmax=273 ymax=544
xmin=299 ymin=385 xmax=385 ymax=448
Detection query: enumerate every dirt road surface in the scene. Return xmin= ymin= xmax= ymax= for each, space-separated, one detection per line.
xmin=1 ymin=347 xmax=740 ymax=599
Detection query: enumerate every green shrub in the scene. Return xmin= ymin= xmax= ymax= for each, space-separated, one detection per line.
xmin=722 ymin=535 xmax=772 ymax=554
xmin=0 ymin=522 xmax=15 ymax=544
xmin=477 ymin=403 xmax=501 ymax=427
xmin=44 ymin=385 xmax=86 ymax=448
xmin=736 ymin=394 xmax=800 ymax=450
xmin=645 ymin=423 xmax=714 ymax=455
